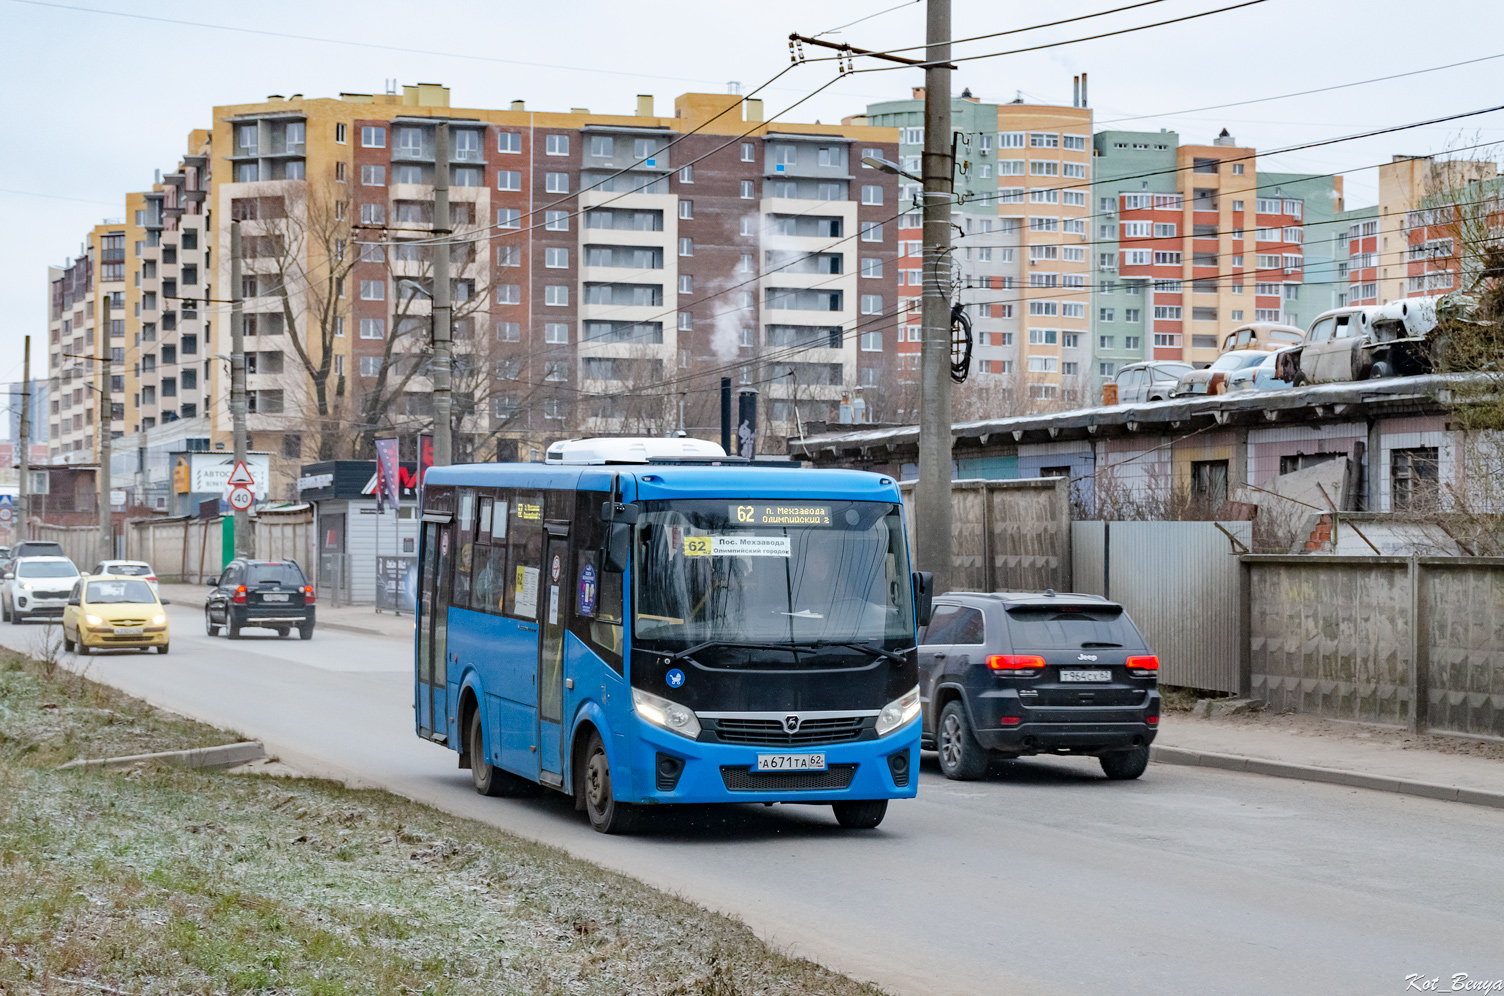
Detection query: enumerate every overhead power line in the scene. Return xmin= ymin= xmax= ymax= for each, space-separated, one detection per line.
xmin=1097 ymin=50 xmax=1504 ymax=125
xmin=850 ymin=0 xmax=1269 ymax=70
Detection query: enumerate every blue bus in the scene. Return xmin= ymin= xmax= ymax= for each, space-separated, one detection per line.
xmin=415 ymin=450 xmax=932 ymax=832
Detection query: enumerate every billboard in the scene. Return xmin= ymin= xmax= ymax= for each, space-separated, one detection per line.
xmin=189 ymin=453 xmax=271 ymax=498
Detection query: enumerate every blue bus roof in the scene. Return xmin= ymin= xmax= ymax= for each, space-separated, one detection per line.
xmin=423 ymin=463 xmax=902 ymax=503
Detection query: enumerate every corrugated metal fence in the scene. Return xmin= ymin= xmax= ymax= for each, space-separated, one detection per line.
xmin=1073 ymin=520 xmax=1252 ymax=694
xmin=900 ymin=477 xmax=1072 ymax=593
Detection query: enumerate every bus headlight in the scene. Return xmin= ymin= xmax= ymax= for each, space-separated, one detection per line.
xmin=875 ymin=686 xmax=921 ymax=737
xmin=632 ymin=688 xmax=701 ymax=740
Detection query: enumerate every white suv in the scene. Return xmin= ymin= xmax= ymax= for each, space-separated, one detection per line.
xmin=3 ymin=556 xmax=81 ymax=623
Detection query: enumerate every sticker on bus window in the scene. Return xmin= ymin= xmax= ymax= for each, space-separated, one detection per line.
xmin=516 ymin=500 xmax=542 ymax=521
xmin=728 ymin=503 xmax=832 ymax=527
xmin=686 ymin=534 xmax=791 ymax=557
xmin=578 ymin=563 xmax=597 ymax=616
xmin=514 ymin=564 xmax=540 ymax=619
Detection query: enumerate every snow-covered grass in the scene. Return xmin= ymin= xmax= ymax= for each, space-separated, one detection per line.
xmin=0 ymin=652 xmax=887 ymax=996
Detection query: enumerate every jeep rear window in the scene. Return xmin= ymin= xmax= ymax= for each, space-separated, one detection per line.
xmin=246 ymin=564 xmax=305 ymax=586
xmin=1005 ymin=605 xmax=1136 ymax=650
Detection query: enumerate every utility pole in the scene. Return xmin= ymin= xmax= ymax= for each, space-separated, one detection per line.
xmin=98 ymin=296 xmax=114 ymax=561
xmin=916 ymin=0 xmax=955 ymax=593
xmin=18 ymin=336 xmax=30 ymax=540
xmin=431 ymin=121 xmax=453 ymax=468
xmin=230 ymin=221 xmax=252 ymax=557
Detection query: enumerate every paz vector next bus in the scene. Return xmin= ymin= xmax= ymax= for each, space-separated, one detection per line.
xmin=415 ymin=440 xmax=932 ymax=833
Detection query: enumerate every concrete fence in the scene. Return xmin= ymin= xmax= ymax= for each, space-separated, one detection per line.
xmin=900 ymin=477 xmax=1071 ymax=593
xmin=122 ymin=506 xmax=316 ymax=585
xmin=28 ymin=523 xmax=104 ymax=568
xmin=1245 ymin=555 xmax=1504 ymax=739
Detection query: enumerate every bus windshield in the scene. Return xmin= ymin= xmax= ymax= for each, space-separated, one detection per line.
xmin=632 ymin=499 xmax=914 ymax=653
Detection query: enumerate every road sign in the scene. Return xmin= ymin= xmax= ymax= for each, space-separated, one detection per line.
xmin=227 ymin=461 xmax=256 ymax=487
xmin=0 ymin=508 xmax=12 ymax=525
xmin=227 ymin=487 xmax=254 ymax=511
xmin=0 ymin=494 xmax=13 ymax=508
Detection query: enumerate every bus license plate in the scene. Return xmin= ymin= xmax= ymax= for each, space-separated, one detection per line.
xmin=264 ymin=593 xmax=289 ymax=602
xmin=1061 ymin=669 xmax=1112 ymax=682
xmin=756 ymin=753 xmax=827 ymax=772
xmin=113 ymin=626 xmax=143 ymax=636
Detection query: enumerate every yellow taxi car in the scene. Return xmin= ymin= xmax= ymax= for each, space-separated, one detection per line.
xmin=62 ymin=575 xmax=170 ymax=655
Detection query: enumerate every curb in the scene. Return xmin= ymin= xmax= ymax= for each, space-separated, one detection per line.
xmin=318 ymin=620 xmax=408 ymax=638
xmin=59 ymin=740 xmax=265 ymax=772
xmin=1150 ymin=745 xmax=1504 ymax=810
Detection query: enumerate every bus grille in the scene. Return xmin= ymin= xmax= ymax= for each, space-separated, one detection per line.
xmin=710 ymin=716 xmax=867 ymax=747
xmin=719 ymin=764 xmax=857 ymax=792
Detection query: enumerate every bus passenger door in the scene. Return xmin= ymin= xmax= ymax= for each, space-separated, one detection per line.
xmin=416 ymin=520 xmax=452 ymax=741
xmin=537 ymin=528 xmax=570 ymax=786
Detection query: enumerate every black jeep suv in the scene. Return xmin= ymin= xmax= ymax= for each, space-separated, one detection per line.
xmin=918 ymin=591 xmax=1160 ymax=780
xmin=206 ymin=559 xmax=316 ymax=639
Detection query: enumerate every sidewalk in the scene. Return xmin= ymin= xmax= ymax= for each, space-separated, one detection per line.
xmin=1154 ymin=709 xmax=1504 ymax=808
xmin=159 ymin=583 xmax=415 ymax=640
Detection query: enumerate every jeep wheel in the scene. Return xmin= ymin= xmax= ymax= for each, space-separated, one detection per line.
xmin=1100 ymin=746 xmax=1151 ymax=781
xmin=937 ymin=701 xmax=989 ymax=781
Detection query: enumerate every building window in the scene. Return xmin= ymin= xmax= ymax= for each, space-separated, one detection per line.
xmin=679 ymin=237 xmax=694 ymax=256
xmin=497 ymin=170 xmax=522 ymax=191
xmin=361 ymin=126 xmax=385 ymax=148
xmin=544 ymin=285 xmax=569 ymax=306
xmin=496 ymin=284 xmax=521 ymax=305
xmin=860 ymin=221 xmax=883 ymax=242
xmin=677 ymin=312 xmax=693 ymax=331
xmin=545 ymin=247 xmax=568 ymax=268
xmin=545 ymin=211 xmax=569 ymax=231
xmin=679 ymin=200 xmax=693 ymax=220
xmin=545 ymin=134 xmax=569 ymax=156
xmin=590 ymin=135 xmax=614 ymax=158
xmin=498 ymin=131 xmax=521 ymax=153
xmin=360 ymin=280 xmax=385 ymax=301
xmin=861 ymin=258 xmax=883 ymax=279
xmin=738 ymin=180 xmax=755 ymax=200
xmin=544 ymin=322 xmax=569 ymax=344
xmin=497 ymin=245 xmax=521 ymax=267
xmin=496 ymin=320 xmax=521 ymax=342
xmin=359 ymin=318 xmax=385 ymax=339
xmin=740 ymin=142 xmax=756 ymax=162
xmin=545 ymin=172 xmax=569 ymax=194
xmin=1125 ymin=308 xmax=1142 ymax=323
xmin=860 ymin=294 xmax=882 ymax=315
xmin=860 ymin=331 xmax=882 ymax=351
xmin=679 ymin=165 xmax=694 ymax=183
xmin=861 ymin=184 xmax=883 ymax=206
xmin=678 ymin=275 xmax=693 ymax=294
xmin=497 ymin=208 xmax=521 ymax=228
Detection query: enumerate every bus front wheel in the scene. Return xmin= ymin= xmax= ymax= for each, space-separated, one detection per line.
xmin=581 ymin=731 xmax=638 ymax=834
xmin=833 ymin=799 xmax=888 ymax=830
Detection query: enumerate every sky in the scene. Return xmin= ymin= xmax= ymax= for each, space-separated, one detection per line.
xmin=5 ymin=0 xmax=1503 ymax=382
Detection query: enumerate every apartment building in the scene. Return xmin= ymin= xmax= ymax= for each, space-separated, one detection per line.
xmin=1091 ymin=129 xmax=1341 ymax=384
xmin=45 ymin=84 xmax=900 ymax=497
xmin=862 ymin=89 xmax=1092 ymax=404
xmin=46 ymin=230 xmax=117 ymax=466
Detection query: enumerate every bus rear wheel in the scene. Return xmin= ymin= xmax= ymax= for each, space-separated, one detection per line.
xmin=581 ymin=731 xmax=638 ymax=834
xmin=467 ymin=711 xmax=537 ymax=798
xmin=832 ymin=799 xmax=887 ymax=829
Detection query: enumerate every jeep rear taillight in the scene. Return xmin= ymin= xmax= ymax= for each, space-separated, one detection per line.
xmin=987 ymin=654 xmax=1045 ymax=671
xmin=1127 ymin=655 xmax=1159 ymax=674
xmin=232 ymin=585 xmax=247 ymax=604
xmin=303 ymin=584 xmax=316 ymax=605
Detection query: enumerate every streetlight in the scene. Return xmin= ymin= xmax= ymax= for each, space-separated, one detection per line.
xmin=862 ymin=154 xmax=921 ymax=183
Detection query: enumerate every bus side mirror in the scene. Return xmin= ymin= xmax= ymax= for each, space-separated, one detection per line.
xmin=913 ymin=571 xmax=934 ymax=627
xmin=604 ymin=522 xmax=632 ymax=573
xmin=599 ymin=501 xmax=640 ymax=524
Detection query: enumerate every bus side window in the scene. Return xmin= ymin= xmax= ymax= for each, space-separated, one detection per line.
xmin=569 ymin=492 xmax=624 ymax=672
xmin=469 ymin=489 xmax=508 ymax=614
xmin=454 ymin=488 xmax=476 ymax=609
xmin=505 ymin=492 xmax=544 ymax=619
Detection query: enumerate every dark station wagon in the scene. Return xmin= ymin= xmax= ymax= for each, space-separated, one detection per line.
xmin=918 ymin=591 xmax=1161 ymax=780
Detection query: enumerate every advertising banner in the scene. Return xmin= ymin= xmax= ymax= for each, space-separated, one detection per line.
xmin=190 ymin=453 xmax=271 ymax=498
xmin=376 ymin=556 xmax=418 ymax=612
xmin=374 ymin=438 xmax=401 ymax=512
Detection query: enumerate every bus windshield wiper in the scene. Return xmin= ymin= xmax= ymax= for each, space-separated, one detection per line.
xmin=795 ymin=640 xmax=912 ymax=664
xmin=665 ymin=640 xmax=810 ymax=665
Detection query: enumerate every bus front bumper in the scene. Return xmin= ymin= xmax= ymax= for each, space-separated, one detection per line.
xmin=626 ymin=720 xmax=920 ymax=805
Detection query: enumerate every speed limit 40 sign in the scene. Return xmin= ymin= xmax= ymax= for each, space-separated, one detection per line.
xmin=228 ymin=487 xmax=254 ymax=511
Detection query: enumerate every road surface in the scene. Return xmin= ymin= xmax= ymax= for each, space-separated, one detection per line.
xmin=6 ymin=605 xmax=1500 ymax=996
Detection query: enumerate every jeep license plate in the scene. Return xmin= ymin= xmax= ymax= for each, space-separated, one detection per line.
xmin=264 ymin=593 xmax=289 ymax=602
xmin=1061 ymin=669 xmax=1112 ymax=682
xmin=756 ymin=753 xmax=827 ymax=772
